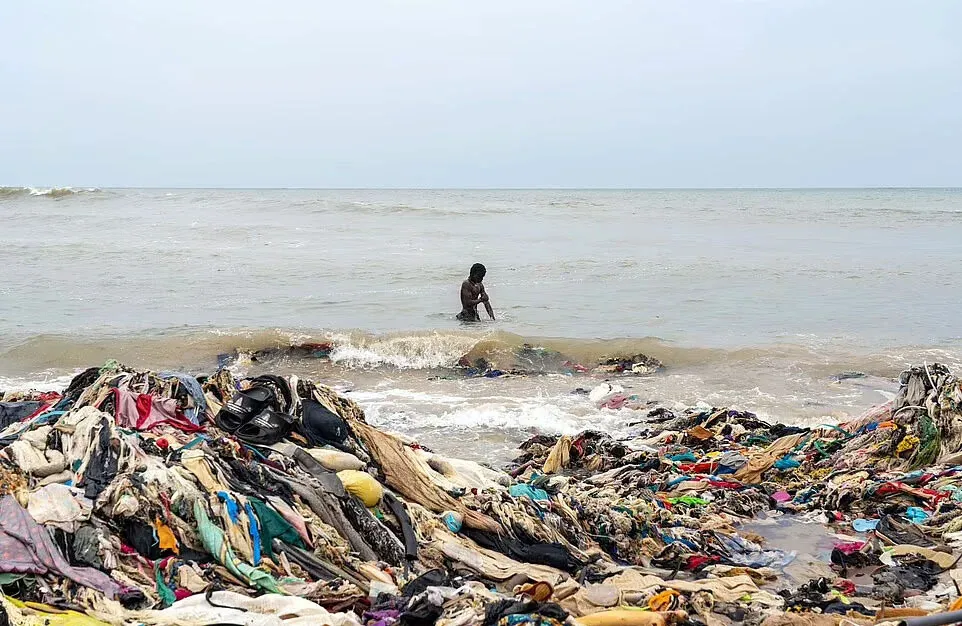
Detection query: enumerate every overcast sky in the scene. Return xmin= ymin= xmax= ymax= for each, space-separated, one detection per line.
xmin=2 ymin=1 xmax=960 ymax=188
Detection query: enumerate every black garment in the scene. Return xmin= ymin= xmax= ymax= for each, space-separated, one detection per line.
xmin=72 ymin=526 xmax=103 ymax=569
xmin=81 ymin=418 xmax=119 ymax=500
xmin=339 ymin=495 xmax=406 ymax=567
xmin=62 ymin=367 xmax=102 ymax=404
xmin=402 ymin=569 xmax=450 ymax=598
xmin=768 ymin=424 xmax=811 ymax=438
xmin=383 ymin=492 xmax=419 ymax=562
xmin=519 ymin=435 xmax=559 ymax=450
xmin=401 ymin=595 xmax=444 ymax=626
xmin=464 ymin=530 xmax=583 ymax=573
xmin=824 ymin=601 xmax=872 ymax=616
xmin=120 ymin=520 xmax=210 ymax=563
xmin=0 ymin=402 xmax=41 ymax=429
xmin=873 ymin=560 xmax=940 ymax=592
xmin=876 ymin=515 xmax=936 ymax=547
xmin=118 ymin=588 xmax=148 ymax=610
xmin=299 ymin=400 xmax=351 ymax=450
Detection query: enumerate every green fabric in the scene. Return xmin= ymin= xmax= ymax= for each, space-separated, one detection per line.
xmin=249 ymin=497 xmax=306 ymax=559
xmin=154 ymin=566 xmax=176 ymax=607
xmin=668 ymin=496 xmax=709 ymax=506
xmin=911 ymin=414 xmax=941 ymax=469
xmin=0 ymin=573 xmax=26 ymax=585
xmin=192 ymin=500 xmax=281 ymax=593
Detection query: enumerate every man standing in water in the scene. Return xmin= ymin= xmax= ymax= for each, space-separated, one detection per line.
xmin=457 ymin=263 xmax=495 ymax=322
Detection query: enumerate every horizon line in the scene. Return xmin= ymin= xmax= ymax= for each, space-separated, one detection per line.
xmin=4 ymin=185 xmax=962 ymax=192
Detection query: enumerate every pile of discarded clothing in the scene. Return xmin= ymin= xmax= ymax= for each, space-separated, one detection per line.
xmin=2 ymin=360 xmax=962 ymax=626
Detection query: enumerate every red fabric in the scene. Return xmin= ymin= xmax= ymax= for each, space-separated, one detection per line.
xmin=135 ymin=394 xmax=153 ymax=428
xmin=875 ymin=481 xmax=947 ymax=503
xmin=678 ymin=462 xmax=719 ymax=474
xmin=173 ymin=588 xmax=193 ymax=600
xmin=834 ymin=579 xmax=856 ymax=595
xmin=159 ymin=493 xmax=173 ymax=518
xmin=685 ymin=554 xmax=720 ymax=570
xmin=112 ymin=388 xmax=206 ymax=433
xmin=707 ymin=480 xmax=742 ymax=489
xmin=572 ymin=438 xmax=586 ymax=457
xmin=25 ymin=394 xmax=61 ymax=420
xmin=833 ymin=541 xmax=865 ymax=555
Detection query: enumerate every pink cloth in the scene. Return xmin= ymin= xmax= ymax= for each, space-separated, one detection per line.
xmin=602 ymin=394 xmax=629 ymax=410
xmin=113 ymin=388 xmax=198 ymax=431
xmin=833 ymin=541 xmax=866 ymax=555
xmin=772 ymin=491 xmax=792 ymax=503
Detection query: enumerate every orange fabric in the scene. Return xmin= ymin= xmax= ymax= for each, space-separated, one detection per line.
xmin=154 ymin=518 xmax=179 ymax=555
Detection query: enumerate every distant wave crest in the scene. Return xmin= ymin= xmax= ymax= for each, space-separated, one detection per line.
xmin=0 ymin=186 xmax=102 ymax=199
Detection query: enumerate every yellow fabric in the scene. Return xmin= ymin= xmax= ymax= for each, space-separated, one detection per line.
xmin=154 ymin=518 xmax=179 ymax=554
xmin=733 ymin=434 xmax=807 ymax=483
xmin=897 ymin=434 xmax=920 ymax=454
xmin=1 ymin=597 xmax=111 ymax=626
xmin=336 ymin=470 xmax=384 ymax=507
xmin=647 ymin=590 xmax=679 ymax=611
xmin=543 ymin=436 xmax=572 ymax=474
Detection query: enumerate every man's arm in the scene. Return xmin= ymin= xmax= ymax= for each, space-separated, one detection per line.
xmin=480 ymin=285 xmax=495 ymax=320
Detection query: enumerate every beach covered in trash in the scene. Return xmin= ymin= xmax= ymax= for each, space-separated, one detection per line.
xmin=1 ymin=358 xmax=962 ymax=626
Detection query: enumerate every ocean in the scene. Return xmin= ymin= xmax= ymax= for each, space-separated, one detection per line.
xmin=2 ymin=186 xmax=960 ymax=462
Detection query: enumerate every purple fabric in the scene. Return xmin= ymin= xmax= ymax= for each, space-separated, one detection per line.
xmin=364 ymin=609 xmax=401 ymax=626
xmin=0 ymin=495 xmax=119 ymax=597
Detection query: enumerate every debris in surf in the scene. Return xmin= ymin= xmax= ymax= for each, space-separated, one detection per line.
xmin=832 ymin=371 xmax=867 ymax=383
xmin=1 ymin=361 xmax=961 ymax=625
xmin=455 ymin=347 xmax=664 ymax=378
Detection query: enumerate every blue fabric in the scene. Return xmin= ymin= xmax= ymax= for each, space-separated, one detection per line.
xmin=509 ymin=484 xmax=550 ymax=501
xmin=245 ymin=502 xmax=262 ymax=565
xmin=905 ymin=507 xmax=930 ymax=523
xmin=852 ymin=518 xmax=880 ymax=532
xmin=217 ymin=491 xmax=240 ymax=524
xmin=442 ymin=512 xmax=462 ymax=533
xmin=158 ymin=371 xmax=208 ymax=425
xmin=668 ymin=452 xmax=697 ymax=463
xmin=774 ymin=456 xmax=801 ymax=470
xmin=665 ymin=476 xmax=693 ymax=488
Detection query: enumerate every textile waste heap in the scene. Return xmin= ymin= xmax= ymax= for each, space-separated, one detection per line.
xmin=1 ymin=361 xmax=962 ymax=626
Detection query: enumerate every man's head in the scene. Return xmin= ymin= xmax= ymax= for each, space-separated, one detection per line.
xmin=469 ymin=263 xmax=486 ymax=283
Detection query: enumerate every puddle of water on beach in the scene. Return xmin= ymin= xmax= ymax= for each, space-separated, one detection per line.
xmin=740 ymin=512 xmax=850 ymax=588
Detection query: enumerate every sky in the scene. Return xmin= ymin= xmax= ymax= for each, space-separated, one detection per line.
xmin=1 ymin=0 xmax=961 ymax=188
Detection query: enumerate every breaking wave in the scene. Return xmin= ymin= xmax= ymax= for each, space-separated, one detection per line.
xmin=1 ymin=327 xmax=960 ymax=381
xmin=0 ymin=186 xmax=102 ymax=199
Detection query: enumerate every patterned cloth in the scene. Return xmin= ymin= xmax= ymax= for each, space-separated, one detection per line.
xmin=0 ymin=494 xmax=119 ymax=597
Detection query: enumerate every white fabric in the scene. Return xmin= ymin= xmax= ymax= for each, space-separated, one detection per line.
xmin=26 ymin=483 xmax=91 ymax=532
xmin=150 ymin=590 xmax=362 ymax=626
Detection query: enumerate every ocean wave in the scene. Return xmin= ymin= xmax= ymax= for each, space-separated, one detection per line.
xmin=0 ymin=186 xmax=102 ymax=199
xmin=1 ymin=327 xmax=959 ymax=381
